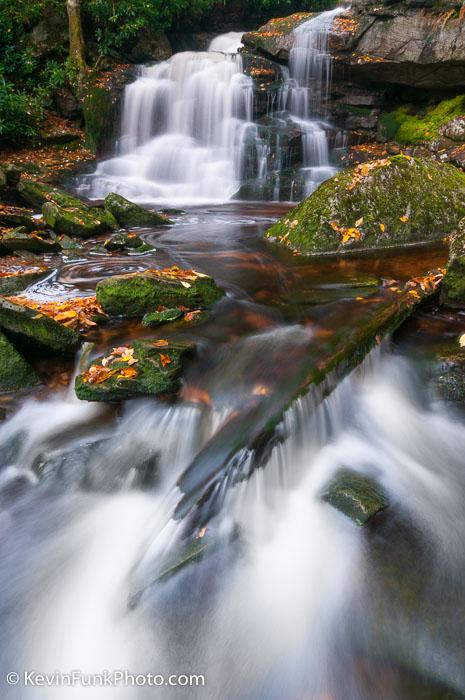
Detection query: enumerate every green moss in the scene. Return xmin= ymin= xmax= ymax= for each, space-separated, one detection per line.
xmin=96 ymin=270 xmax=225 ymax=317
xmin=1 ymin=229 xmax=61 ymax=254
xmin=83 ymin=87 xmax=115 ymax=156
xmin=0 ymin=298 xmax=81 ymax=353
xmin=379 ymin=95 xmax=465 ymax=145
xmin=0 ymin=330 xmax=39 ymax=391
xmin=265 ymin=156 xmax=465 ymax=255
xmin=321 ymin=470 xmax=389 ymax=525
xmin=17 ymin=181 xmax=85 ymax=209
xmin=75 ymin=338 xmax=195 ymax=401
xmin=142 ymin=308 xmax=183 ymax=326
xmin=42 ymin=201 xmax=117 ymax=237
xmin=104 ymin=193 xmax=173 ymax=228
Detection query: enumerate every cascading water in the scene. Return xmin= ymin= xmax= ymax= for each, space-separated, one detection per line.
xmin=87 ymin=34 xmax=255 ymax=205
xmin=83 ymin=9 xmax=346 ymax=205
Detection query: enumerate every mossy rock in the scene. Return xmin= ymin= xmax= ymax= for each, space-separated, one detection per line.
xmin=0 ymin=269 xmax=50 ymax=295
xmin=75 ymin=338 xmax=195 ymax=401
xmin=0 ymin=330 xmax=39 ymax=391
xmin=265 ymin=156 xmax=465 ymax=255
xmin=1 ymin=229 xmax=61 ymax=254
xmin=0 ymin=206 xmax=38 ymax=231
xmin=42 ymin=202 xmax=117 ymax=238
xmin=242 ymin=12 xmax=314 ymax=60
xmin=0 ymin=298 xmax=80 ymax=353
xmin=82 ymin=87 xmax=116 ymax=156
xmin=441 ymin=218 xmax=465 ymax=307
xmin=0 ymin=163 xmax=21 ymax=187
xmin=96 ymin=268 xmax=225 ymax=317
xmin=378 ymin=95 xmax=465 ymax=145
xmin=142 ymin=308 xmax=183 ymax=327
xmin=17 ymin=181 xmax=85 ymax=210
xmin=103 ymin=232 xmax=154 ymax=253
xmin=104 ymin=193 xmax=173 ymax=228
xmin=322 ymin=469 xmax=389 ymax=526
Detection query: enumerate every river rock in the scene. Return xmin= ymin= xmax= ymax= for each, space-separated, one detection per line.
xmin=0 ymin=206 xmax=37 ymax=230
xmin=96 ymin=267 xmax=225 ymax=317
xmin=322 ymin=469 xmax=389 ymax=525
xmin=103 ymin=232 xmax=154 ymax=253
xmin=17 ymin=181 xmax=85 ymax=210
xmin=265 ymin=156 xmax=465 ymax=255
xmin=0 ymin=268 xmax=50 ymax=295
xmin=142 ymin=308 xmax=183 ymax=327
xmin=75 ymin=339 xmax=195 ymax=401
xmin=0 ymin=330 xmax=39 ymax=391
xmin=1 ymin=228 xmax=61 ymax=254
xmin=104 ymin=193 xmax=172 ymax=229
xmin=439 ymin=116 xmax=465 ymax=143
xmin=42 ymin=202 xmax=117 ymax=238
xmin=441 ymin=218 xmax=465 ymax=307
xmin=0 ymin=298 xmax=80 ymax=353
xmin=242 ymin=12 xmax=314 ymax=61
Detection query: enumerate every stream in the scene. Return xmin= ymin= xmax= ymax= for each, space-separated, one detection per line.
xmin=0 ymin=11 xmax=465 ymax=700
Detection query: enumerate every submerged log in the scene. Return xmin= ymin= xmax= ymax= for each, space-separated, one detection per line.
xmin=175 ymin=270 xmax=443 ymax=523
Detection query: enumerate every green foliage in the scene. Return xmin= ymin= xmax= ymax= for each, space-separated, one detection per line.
xmin=0 ymin=79 xmax=43 ymax=142
xmin=379 ymin=95 xmax=465 ymax=145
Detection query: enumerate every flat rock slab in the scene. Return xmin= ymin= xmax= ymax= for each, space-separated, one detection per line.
xmin=321 ymin=469 xmax=389 ymax=525
xmin=75 ymin=339 xmax=196 ymax=401
xmin=0 ymin=298 xmax=81 ymax=353
xmin=96 ymin=267 xmax=225 ymax=317
xmin=104 ymin=193 xmax=173 ymax=228
xmin=0 ymin=268 xmax=50 ymax=295
xmin=1 ymin=230 xmax=61 ymax=254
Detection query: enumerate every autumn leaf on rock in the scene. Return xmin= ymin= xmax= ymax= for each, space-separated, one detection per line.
xmin=117 ymin=367 xmax=138 ymax=380
xmin=152 ymin=339 xmax=169 ymax=347
xmin=159 ymin=353 xmax=171 ymax=368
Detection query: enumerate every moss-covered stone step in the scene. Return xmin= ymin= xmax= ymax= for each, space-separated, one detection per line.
xmin=104 ymin=193 xmax=173 ymax=228
xmin=265 ymin=156 xmax=465 ymax=256
xmin=0 ymin=268 xmax=50 ymax=295
xmin=0 ymin=298 xmax=81 ymax=353
xmin=0 ymin=330 xmax=39 ymax=391
xmin=321 ymin=470 xmax=389 ymax=525
xmin=75 ymin=338 xmax=195 ymax=401
xmin=96 ymin=267 xmax=225 ymax=317
xmin=142 ymin=308 xmax=183 ymax=327
xmin=42 ymin=201 xmax=117 ymax=238
xmin=1 ymin=229 xmax=61 ymax=254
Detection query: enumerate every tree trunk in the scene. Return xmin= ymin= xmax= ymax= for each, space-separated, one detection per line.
xmin=66 ymin=0 xmax=86 ymax=82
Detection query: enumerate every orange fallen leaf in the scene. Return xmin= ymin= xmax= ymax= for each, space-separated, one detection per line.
xmin=159 ymin=353 xmax=171 ymax=367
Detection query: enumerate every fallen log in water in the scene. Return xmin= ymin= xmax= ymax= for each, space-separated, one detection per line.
xmin=175 ymin=269 xmax=444 ymax=527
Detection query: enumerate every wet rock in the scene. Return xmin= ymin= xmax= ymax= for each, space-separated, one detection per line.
xmin=0 ymin=269 xmax=50 ymax=295
xmin=96 ymin=267 xmax=224 ymax=317
xmin=17 ymin=181 xmax=85 ymax=210
xmin=104 ymin=193 xmax=173 ymax=229
xmin=42 ymin=201 xmax=117 ymax=238
xmin=441 ymin=218 xmax=465 ymax=307
xmin=124 ymin=30 xmax=172 ymax=63
xmin=0 ymin=164 xmax=21 ymax=187
xmin=439 ymin=116 xmax=465 ymax=143
xmin=322 ymin=469 xmax=389 ymax=525
xmin=0 ymin=330 xmax=39 ymax=391
xmin=75 ymin=338 xmax=195 ymax=401
xmin=142 ymin=308 xmax=183 ymax=327
xmin=242 ymin=12 xmax=314 ymax=61
xmin=1 ymin=228 xmax=61 ymax=254
xmin=0 ymin=206 xmax=39 ymax=231
xmin=431 ymin=351 xmax=465 ymax=403
xmin=265 ymin=155 xmax=465 ymax=255
xmin=0 ymin=298 xmax=80 ymax=353
xmin=103 ymin=232 xmax=154 ymax=254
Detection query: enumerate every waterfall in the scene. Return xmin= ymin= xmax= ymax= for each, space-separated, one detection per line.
xmin=84 ymin=10 xmax=346 ymax=205
xmin=87 ymin=33 xmax=255 ymax=205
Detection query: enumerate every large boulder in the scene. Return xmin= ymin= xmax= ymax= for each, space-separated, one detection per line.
xmin=265 ymin=156 xmax=465 ymax=255
xmin=17 ymin=181 xmax=84 ymax=210
xmin=104 ymin=193 xmax=173 ymax=228
xmin=96 ymin=267 xmax=225 ymax=317
xmin=75 ymin=339 xmax=195 ymax=401
xmin=42 ymin=202 xmax=117 ymax=238
xmin=242 ymin=12 xmax=314 ymax=61
xmin=0 ymin=299 xmax=80 ymax=353
xmin=441 ymin=218 xmax=465 ymax=307
xmin=0 ymin=330 xmax=39 ymax=391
